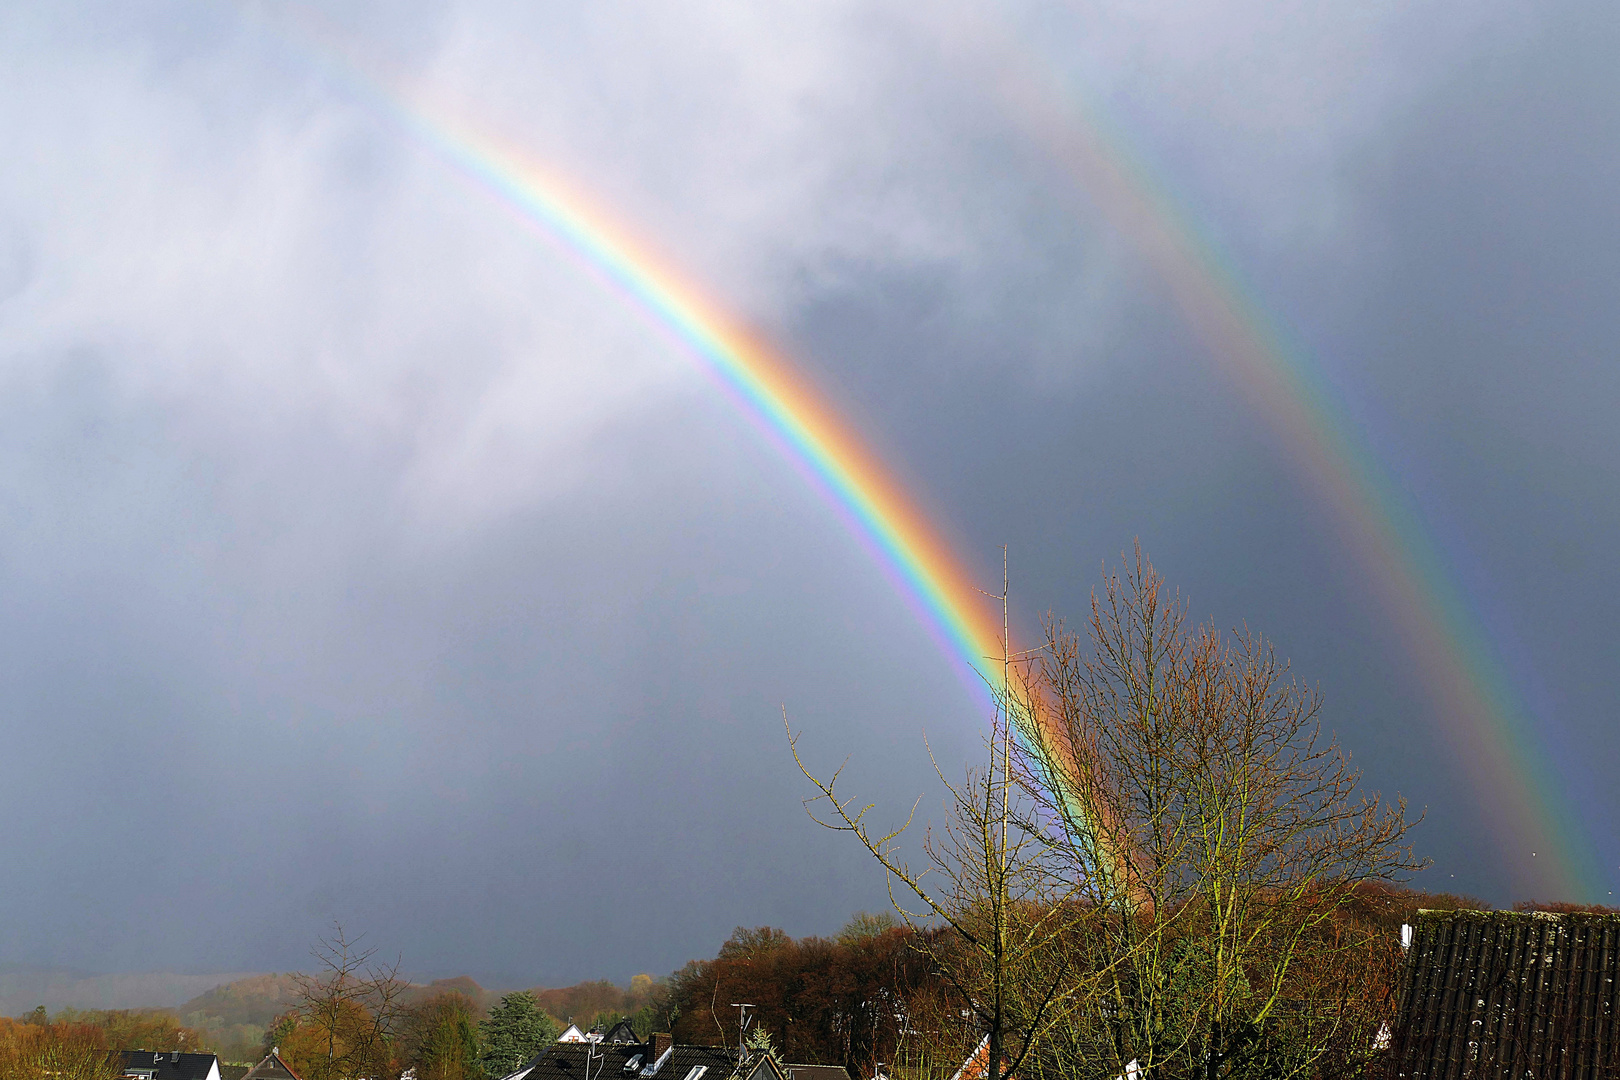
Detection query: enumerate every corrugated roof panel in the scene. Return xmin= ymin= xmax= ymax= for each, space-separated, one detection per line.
xmin=1391 ymin=909 xmax=1620 ymax=1078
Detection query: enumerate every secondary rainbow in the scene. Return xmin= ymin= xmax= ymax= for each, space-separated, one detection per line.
xmin=982 ymin=46 xmax=1604 ymax=899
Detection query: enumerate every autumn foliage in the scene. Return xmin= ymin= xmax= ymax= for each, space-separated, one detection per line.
xmin=669 ymin=919 xmax=967 ymax=1077
xmin=0 ymin=1005 xmax=217 ymax=1080
xmin=52 ymin=1009 xmax=209 ymax=1054
xmin=529 ymin=976 xmax=671 ymax=1037
xmin=0 ymin=1016 xmax=138 ymax=1080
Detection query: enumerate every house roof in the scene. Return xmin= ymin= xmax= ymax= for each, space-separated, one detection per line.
xmin=241 ymin=1051 xmax=301 ymax=1080
xmin=120 ymin=1051 xmax=220 ymax=1080
xmin=507 ymin=1041 xmax=741 ymax=1080
xmin=778 ymin=1065 xmax=849 ymax=1080
xmin=1390 ymin=908 xmax=1620 ymax=1076
xmin=601 ymin=1021 xmax=641 ymax=1045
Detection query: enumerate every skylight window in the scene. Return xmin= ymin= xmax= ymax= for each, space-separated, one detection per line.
xmin=684 ymin=1066 xmax=709 ymax=1080
xmin=625 ymin=1056 xmax=645 ymax=1072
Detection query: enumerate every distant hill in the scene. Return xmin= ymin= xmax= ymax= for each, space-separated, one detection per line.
xmin=406 ymin=976 xmax=499 ymax=1013
xmin=176 ymin=973 xmax=304 ymax=1064
xmin=4 ymin=967 xmax=658 ymax=1062
xmin=0 ymin=969 xmax=263 ymax=1018
xmin=175 ymin=972 xmax=505 ymax=1032
xmin=176 ymin=973 xmax=507 ymax=1062
xmin=177 ymin=973 xmax=303 ymax=1030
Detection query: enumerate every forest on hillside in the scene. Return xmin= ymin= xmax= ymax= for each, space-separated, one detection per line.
xmin=11 ymin=890 xmax=1616 ymax=1080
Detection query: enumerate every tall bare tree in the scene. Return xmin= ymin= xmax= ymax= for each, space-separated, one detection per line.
xmin=790 ymin=554 xmax=1085 ymax=1080
xmin=1016 ymin=548 xmax=1423 ymax=1079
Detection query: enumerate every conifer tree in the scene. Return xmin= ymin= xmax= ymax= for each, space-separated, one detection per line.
xmin=480 ymin=992 xmax=559 ymax=1079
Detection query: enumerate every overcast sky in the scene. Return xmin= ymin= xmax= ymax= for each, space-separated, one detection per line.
xmin=1 ymin=0 xmax=1617 ymax=986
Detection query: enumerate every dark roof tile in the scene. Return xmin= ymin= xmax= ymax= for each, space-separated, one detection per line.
xmin=780 ymin=1065 xmax=848 ymax=1080
xmin=1391 ymin=908 xmax=1620 ymax=1077
xmin=120 ymin=1050 xmax=220 ymax=1080
xmin=511 ymin=1042 xmax=741 ymax=1080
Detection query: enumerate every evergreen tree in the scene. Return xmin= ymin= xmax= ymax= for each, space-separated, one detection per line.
xmin=480 ymin=992 xmax=558 ymax=1079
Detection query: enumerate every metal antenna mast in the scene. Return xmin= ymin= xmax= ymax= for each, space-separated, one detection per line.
xmin=730 ymin=1003 xmax=755 ymax=1059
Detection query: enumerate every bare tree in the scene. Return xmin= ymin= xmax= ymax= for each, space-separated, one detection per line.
xmin=290 ymin=923 xmax=411 ymax=1080
xmin=790 ymin=553 xmax=1087 ymax=1080
xmin=1016 ymin=548 xmax=1423 ymax=1079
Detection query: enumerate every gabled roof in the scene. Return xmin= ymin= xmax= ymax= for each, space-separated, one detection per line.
xmin=948 ymin=1036 xmax=991 ymax=1080
xmin=120 ymin=1050 xmax=221 ymax=1080
xmin=641 ymin=1043 xmax=740 ymax=1080
xmin=602 ymin=1020 xmax=641 ymax=1045
xmin=739 ymin=1053 xmax=845 ymax=1080
xmin=241 ymin=1050 xmax=302 ymax=1080
xmin=1391 ymin=908 xmax=1620 ymax=1076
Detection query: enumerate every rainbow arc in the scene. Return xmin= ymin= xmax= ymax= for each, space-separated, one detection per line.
xmin=263 ymin=7 xmax=1603 ymax=900
xmin=984 ymin=54 xmax=1601 ymax=898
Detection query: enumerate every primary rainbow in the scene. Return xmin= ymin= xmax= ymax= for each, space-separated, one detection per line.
xmin=442 ymin=132 xmax=1012 ymax=699
xmin=372 ymin=71 xmax=1160 ymax=887
xmin=277 ymin=45 xmax=1010 ymax=692
xmin=257 ymin=8 xmax=1143 ymax=884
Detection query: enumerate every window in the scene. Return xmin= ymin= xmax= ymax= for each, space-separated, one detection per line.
xmin=683 ymin=1066 xmax=709 ymax=1080
xmin=625 ymin=1056 xmax=644 ymax=1072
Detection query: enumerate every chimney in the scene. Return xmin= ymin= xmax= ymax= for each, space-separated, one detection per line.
xmin=653 ymin=1033 xmax=673 ymax=1061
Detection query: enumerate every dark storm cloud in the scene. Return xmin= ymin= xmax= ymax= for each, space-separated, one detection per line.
xmin=0 ymin=0 xmax=1616 ymax=987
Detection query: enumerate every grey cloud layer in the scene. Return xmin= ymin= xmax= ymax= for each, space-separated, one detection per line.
xmin=0 ymin=0 xmax=1615 ymax=981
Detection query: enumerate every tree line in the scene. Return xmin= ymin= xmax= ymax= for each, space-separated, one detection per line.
xmin=260 ymin=926 xmax=609 ymax=1080
xmin=665 ymin=914 xmax=954 ymax=1076
xmin=657 ymin=893 xmax=1553 ymax=1080
xmin=0 ymin=1008 xmax=212 ymax=1080
xmin=7 ymin=889 xmax=1608 ymax=1080
xmin=0 ymin=949 xmax=673 ymax=1080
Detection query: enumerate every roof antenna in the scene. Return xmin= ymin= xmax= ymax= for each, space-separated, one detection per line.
xmin=730 ymin=1004 xmax=755 ymax=1060
xmin=585 ymin=1020 xmax=607 ymax=1080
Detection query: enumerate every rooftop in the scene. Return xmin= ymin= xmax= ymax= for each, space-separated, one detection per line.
xmin=1390 ymin=908 xmax=1620 ymax=1077
xmin=120 ymin=1050 xmax=220 ymax=1080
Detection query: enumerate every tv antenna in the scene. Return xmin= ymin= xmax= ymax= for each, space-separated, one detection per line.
xmin=584 ymin=1021 xmax=606 ymax=1080
xmin=730 ymin=1004 xmax=755 ymax=1058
